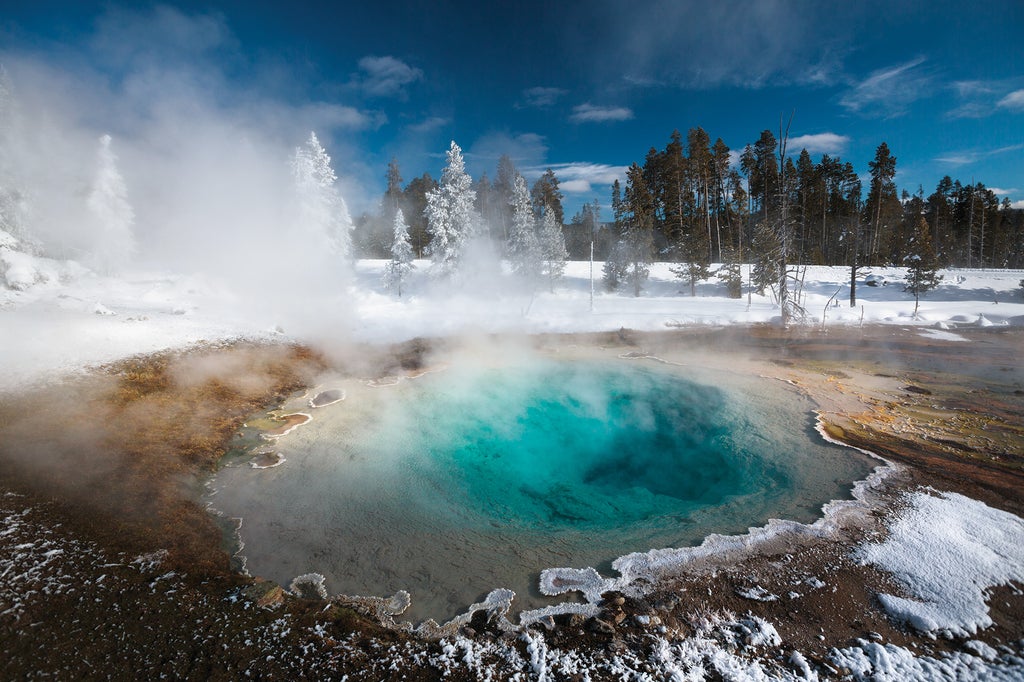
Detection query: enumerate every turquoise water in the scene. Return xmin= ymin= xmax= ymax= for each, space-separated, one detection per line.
xmin=210 ymin=354 xmax=874 ymax=621
xmin=395 ymin=362 xmax=772 ymax=530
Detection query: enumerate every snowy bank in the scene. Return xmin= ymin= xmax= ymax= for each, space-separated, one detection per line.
xmin=856 ymin=490 xmax=1024 ymax=637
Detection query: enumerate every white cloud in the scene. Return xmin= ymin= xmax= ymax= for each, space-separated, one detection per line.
xmin=569 ymin=103 xmax=634 ymax=123
xmin=523 ymin=162 xmax=627 ymax=195
xmin=519 ymin=86 xmax=567 ymax=109
xmin=935 ymin=153 xmax=975 ymax=166
xmin=988 ymin=187 xmax=1018 ymax=196
xmin=1011 ymin=200 xmax=1024 ymax=210
xmin=787 ymin=132 xmax=850 ymax=155
xmin=559 ymin=179 xmax=592 ymax=193
xmin=839 ymin=57 xmax=931 ymax=118
xmin=355 ymin=55 xmax=422 ymax=98
xmin=997 ymin=89 xmax=1024 ymax=111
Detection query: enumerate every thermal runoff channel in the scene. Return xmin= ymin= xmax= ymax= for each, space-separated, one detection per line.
xmin=210 ymin=350 xmax=876 ymax=621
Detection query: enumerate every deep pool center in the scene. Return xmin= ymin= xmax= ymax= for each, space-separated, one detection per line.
xmin=209 ymin=346 xmax=877 ymax=622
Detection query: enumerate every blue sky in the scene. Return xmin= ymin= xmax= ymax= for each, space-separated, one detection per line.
xmin=3 ymin=0 xmax=1023 ymax=217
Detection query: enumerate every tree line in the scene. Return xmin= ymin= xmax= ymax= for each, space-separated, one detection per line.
xmin=364 ymin=127 xmax=1023 ymax=316
xmin=359 ymin=128 xmax=1023 ymax=282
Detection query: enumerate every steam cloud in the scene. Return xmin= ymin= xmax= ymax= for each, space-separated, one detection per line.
xmin=1 ymin=5 xmax=374 ymax=336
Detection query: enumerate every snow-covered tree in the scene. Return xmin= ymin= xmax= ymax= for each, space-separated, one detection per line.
xmin=384 ymin=208 xmax=415 ymax=296
xmin=425 ymin=141 xmax=478 ymax=277
xmin=538 ymin=204 xmax=567 ymax=291
xmin=507 ymin=173 xmax=541 ymax=280
xmin=292 ymin=131 xmax=353 ymax=258
xmin=903 ymin=215 xmax=942 ymax=316
xmin=85 ymin=134 xmax=135 ymax=273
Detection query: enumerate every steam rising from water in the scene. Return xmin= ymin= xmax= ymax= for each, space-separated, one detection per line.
xmin=210 ymin=347 xmax=876 ymax=621
xmin=1 ymin=6 xmax=374 ymax=336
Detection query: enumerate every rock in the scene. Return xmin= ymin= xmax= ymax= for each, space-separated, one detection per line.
xmin=612 ymin=611 xmax=627 ymax=625
xmin=567 ymin=613 xmax=587 ymax=628
xmin=243 ymin=580 xmax=285 ymax=608
xmin=653 ymin=593 xmax=681 ymax=612
xmin=588 ymin=618 xmax=616 ymax=635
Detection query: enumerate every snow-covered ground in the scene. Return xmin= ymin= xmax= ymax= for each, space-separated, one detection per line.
xmin=3 ymin=245 xmax=1024 ymax=679
xmin=2 ymin=245 xmax=1022 ymax=390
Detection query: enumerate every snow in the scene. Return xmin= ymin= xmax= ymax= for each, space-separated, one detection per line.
xmin=855 ymin=490 xmax=1024 ymax=638
xmin=2 ymin=247 xmax=1023 ymax=390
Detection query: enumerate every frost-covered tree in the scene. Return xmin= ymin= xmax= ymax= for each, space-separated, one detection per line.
xmin=425 ymin=141 xmax=478 ymax=277
xmin=85 ymin=134 xmax=135 ymax=273
xmin=903 ymin=215 xmax=942 ymax=316
xmin=539 ymin=204 xmax=567 ymax=291
xmin=384 ymin=208 xmax=415 ymax=296
xmin=292 ymin=131 xmax=353 ymax=258
xmin=507 ymin=173 xmax=541 ymax=280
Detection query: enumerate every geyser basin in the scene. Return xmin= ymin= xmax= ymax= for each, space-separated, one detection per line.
xmin=209 ymin=347 xmax=876 ymax=621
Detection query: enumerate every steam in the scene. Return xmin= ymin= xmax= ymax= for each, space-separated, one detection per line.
xmin=0 ymin=6 xmax=368 ymax=336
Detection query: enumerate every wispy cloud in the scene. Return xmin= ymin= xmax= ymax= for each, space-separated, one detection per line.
xmin=580 ymin=1 xmax=856 ymax=90
xmin=569 ymin=103 xmax=633 ymax=123
xmin=988 ymin=187 xmax=1018 ymax=196
xmin=1011 ymin=200 xmax=1024 ymax=209
xmin=997 ymin=89 xmax=1024 ymax=111
xmin=839 ymin=57 xmax=931 ymax=118
xmin=787 ymin=132 xmax=850 ymax=155
xmin=353 ymin=55 xmax=422 ymax=98
xmin=406 ymin=116 xmax=449 ymax=133
xmin=523 ymin=162 xmax=627 ymax=194
xmin=944 ymin=79 xmax=1024 ymax=119
xmin=936 ymin=143 xmax=1024 ymax=166
xmin=518 ymin=86 xmax=567 ymax=109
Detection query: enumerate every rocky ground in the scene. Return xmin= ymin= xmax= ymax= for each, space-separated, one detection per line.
xmin=1 ymin=327 xmax=1022 ymax=680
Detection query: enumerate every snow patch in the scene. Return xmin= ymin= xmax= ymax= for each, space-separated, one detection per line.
xmin=856 ymin=490 xmax=1024 ymax=637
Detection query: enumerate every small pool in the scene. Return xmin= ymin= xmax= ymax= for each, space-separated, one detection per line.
xmin=209 ymin=348 xmax=875 ymax=621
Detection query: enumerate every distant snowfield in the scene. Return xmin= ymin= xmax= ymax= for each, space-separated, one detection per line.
xmin=1 ymin=254 xmax=1022 ymax=390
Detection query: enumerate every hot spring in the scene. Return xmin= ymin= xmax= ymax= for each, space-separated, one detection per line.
xmin=208 ymin=345 xmax=876 ymax=621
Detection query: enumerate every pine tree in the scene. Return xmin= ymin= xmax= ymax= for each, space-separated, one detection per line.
xmin=622 ymin=163 xmax=654 ymax=297
xmin=717 ymin=248 xmax=743 ymax=298
xmin=864 ymin=142 xmax=900 ymax=264
xmin=292 ymin=131 xmax=353 ymax=258
xmin=425 ymin=141 xmax=478 ymax=277
xmin=383 ymin=157 xmax=403 ymax=221
xmin=507 ymin=173 xmax=541 ymax=281
xmin=603 ymin=179 xmax=627 ymax=290
xmin=903 ymin=215 xmax=942 ymax=316
xmin=384 ymin=208 xmax=415 ymax=296
xmin=751 ymin=220 xmax=781 ymax=295
xmin=530 ymin=168 xmax=564 ymax=225
xmin=538 ymin=204 xmax=567 ymax=291
xmin=402 ymin=173 xmax=436 ymax=257
xmin=86 ymin=134 xmax=135 ymax=274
